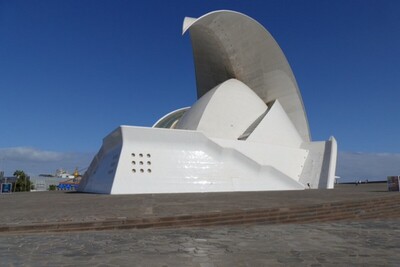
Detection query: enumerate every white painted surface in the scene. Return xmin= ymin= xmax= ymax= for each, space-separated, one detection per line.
xmin=212 ymin=138 xmax=308 ymax=182
xmin=326 ymin=137 xmax=338 ymax=189
xmin=176 ymin=79 xmax=267 ymax=140
xmin=247 ymin=100 xmax=303 ymax=147
xmin=79 ymin=126 xmax=305 ymax=194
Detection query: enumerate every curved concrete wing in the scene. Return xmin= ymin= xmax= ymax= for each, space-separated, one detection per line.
xmin=153 ymin=107 xmax=189 ymax=129
xmin=183 ymin=10 xmax=311 ymax=141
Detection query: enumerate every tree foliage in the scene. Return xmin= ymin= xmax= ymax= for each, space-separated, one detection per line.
xmin=13 ymin=170 xmax=32 ymax=192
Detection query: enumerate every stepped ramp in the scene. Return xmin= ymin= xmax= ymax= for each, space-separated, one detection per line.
xmin=0 ymin=183 xmax=399 ymax=234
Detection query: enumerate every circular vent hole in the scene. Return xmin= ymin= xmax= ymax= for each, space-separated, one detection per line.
xmin=132 ymin=169 xmax=136 ymax=173
xmin=147 ymin=154 xmax=151 ymax=158
xmin=140 ymin=169 xmax=144 ymax=173
xmin=131 ymin=153 xmax=135 ymax=157
xmin=147 ymin=161 xmax=151 ymax=165
xmin=139 ymin=153 xmax=143 ymax=157
xmin=147 ymin=169 xmax=152 ymax=173
xmin=132 ymin=161 xmax=136 ymax=165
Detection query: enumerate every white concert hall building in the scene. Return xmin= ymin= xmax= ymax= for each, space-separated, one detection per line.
xmin=78 ymin=10 xmax=337 ymax=194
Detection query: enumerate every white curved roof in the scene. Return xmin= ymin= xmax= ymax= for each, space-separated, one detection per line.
xmin=175 ymin=79 xmax=267 ymax=140
xmin=183 ymin=10 xmax=311 ymax=141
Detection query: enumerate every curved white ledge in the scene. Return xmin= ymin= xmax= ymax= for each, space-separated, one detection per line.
xmin=153 ymin=107 xmax=190 ymax=129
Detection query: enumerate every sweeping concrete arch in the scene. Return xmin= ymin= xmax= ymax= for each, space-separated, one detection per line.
xmin=183 ymin=10 xmax=310 ymax=142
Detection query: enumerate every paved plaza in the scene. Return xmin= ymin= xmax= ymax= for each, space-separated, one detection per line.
xmin=1 ymin=183 xmax=400 ymax=266
xmin=1 ymin=220 xmax=400 ymax=266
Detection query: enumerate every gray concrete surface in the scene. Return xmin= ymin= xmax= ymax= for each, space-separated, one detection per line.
xmin=1 ymin=219 xmax=399 ymax=266
xmin=1 ymin=183 xmax=399 ymax=266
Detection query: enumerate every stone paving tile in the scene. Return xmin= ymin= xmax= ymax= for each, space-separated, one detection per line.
xmin=1 ymin=219 xmax=399 ymax=266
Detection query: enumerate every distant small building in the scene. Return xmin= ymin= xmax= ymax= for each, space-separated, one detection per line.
xmin=30 ymin=176 xmax=70 ymax=191
xmin=387 ymin=176 xmax=400 ymax=192
xmin=57 ymin=177 xmax=81 ymax=191
xmin=30 ymin=168 xmax=81 ymax=191
xmin=55 ymin=169 xmax=75 ymax=179
xmin=0 ymin=176 xmax=17 ymax=184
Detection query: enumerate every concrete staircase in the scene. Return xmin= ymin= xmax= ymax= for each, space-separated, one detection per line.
xmin=1 ymin=194 xmax=400 ymax=234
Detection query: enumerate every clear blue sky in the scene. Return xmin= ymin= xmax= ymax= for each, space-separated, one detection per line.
xmin=1 ymin=0 xmax=399 ymax=178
